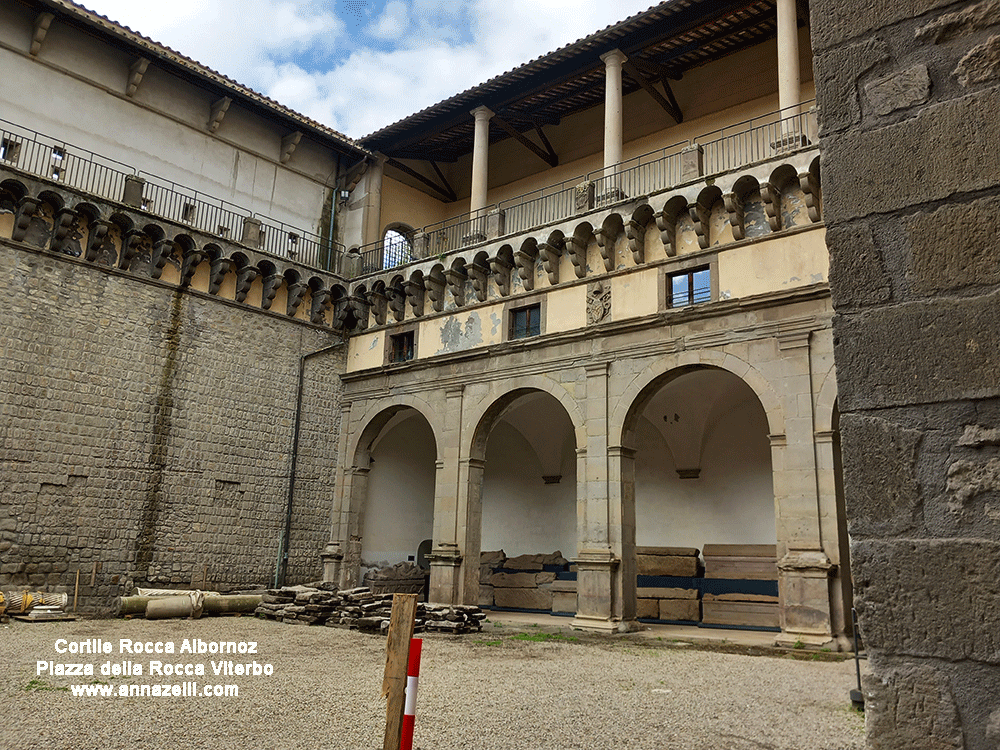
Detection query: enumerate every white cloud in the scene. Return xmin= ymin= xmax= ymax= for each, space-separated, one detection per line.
xmin=77 ymin=0 xmax=656 ymax=138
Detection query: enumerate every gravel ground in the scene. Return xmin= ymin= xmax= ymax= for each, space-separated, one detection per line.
xmin=1 ymin=616 xmax=865 ymax=750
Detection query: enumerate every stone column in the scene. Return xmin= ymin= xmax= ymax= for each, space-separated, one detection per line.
xmin=337 ymin=466 xmax=370 ymax=589
xmin=601 ymin=49 xmax=627 ymax=179
xmin=323 ymin=401 xmax=355 ymax=584
xmin=771 ymin=331 xmax=836 ymax=649
xmin=814 ymin=428 xmax=852 ymax=651
xmin=469 ymin=106 xmax=493 ymax=215
xmin=429 ymin=386 xmax=465 ymax=604
xmin=776 ymin=0 xmax=800 ymax=113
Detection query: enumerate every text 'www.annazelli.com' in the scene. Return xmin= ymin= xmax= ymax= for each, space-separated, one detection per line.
xmin=69 ymin=682 xmax=239 ymax=698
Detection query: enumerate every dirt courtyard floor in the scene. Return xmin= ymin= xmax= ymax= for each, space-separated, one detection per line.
xmin=1 ymin=614 xmax=866 ymax=750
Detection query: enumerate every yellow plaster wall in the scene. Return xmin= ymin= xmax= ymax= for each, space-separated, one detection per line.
xmin=348 ymin=331 xmax=384 ymax=372
xmin=546 ymin=285 xmax=586 ymax=334
xmin=611 ymin=270 xmax=659 ymax=321
xmin=718 ymin=228 xmax=828 ymax=300
xmin=420 ymin=303 xmax=505 ymax=359
xmin=381 ymin=176 xmax=452 ymax=237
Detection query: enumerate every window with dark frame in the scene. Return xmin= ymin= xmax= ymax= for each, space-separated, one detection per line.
xmin=668 ymin=266 xmax=711 ymax=308
xmin=510 ymin=303 xmax=541 ymax=339
xmin=389 ymin=330 xmax=414 ymax=363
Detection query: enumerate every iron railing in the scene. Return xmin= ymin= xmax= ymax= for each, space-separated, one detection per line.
xmin=358 ymin=229 xmax=416 ymax=275
xmin=360 ymin=101 xmax=816 ymax=277
xmin=0 ymin=117 xmax=343 ymax=272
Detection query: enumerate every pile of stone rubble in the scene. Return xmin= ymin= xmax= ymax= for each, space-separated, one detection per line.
xmin=254 ymin=584 xmax=486 ymax=634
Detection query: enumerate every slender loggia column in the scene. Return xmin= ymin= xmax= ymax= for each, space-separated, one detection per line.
xmin=469 ymin=106 xmax=493 ymax=214
xmin=600 ymin=49 xmax=626 ymax=178
xmin=776 ymin=0 xmax=800 ymax=112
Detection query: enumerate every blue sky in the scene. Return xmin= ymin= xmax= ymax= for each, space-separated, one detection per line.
xmin=78 ymin=0 xmax=656 ymax=139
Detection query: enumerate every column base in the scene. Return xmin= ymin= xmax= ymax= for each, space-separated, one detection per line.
xmin=572 ymin=548 xmax=621 ymax=626
xmin=319 ymin=543 xmax=343 ymax=584
xmin=777 ymin=549 xmax=838 ymax=649
xmin=427 ymin=545 xmax=462 ymax=605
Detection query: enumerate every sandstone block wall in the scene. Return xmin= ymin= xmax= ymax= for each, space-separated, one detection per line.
xmin=812 ymin=0 xmax=1000 ymax=746
xmin=0 ymin=239 xmax=343 ymax=611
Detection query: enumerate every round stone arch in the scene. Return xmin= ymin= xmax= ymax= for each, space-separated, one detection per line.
xmin=463 ymin=376 xmax=586 ymax=462
xmin=815 ymin=364 xmax=839 ymax=434
xmin=611 ymin=350 xmax=785 ymax=448
xmin=348 ymin=394 xmax=444 ymax=468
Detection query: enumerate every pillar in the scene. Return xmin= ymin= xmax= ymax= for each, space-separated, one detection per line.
xmin=776 ymin=0 xmax=800 ymax=112
xmin=469 ymin=106 xmax=493 ymax=215
xmin=428 ymin=386 xmax=465 ymax=604
xmin=362 ymin=152 xmax=386 ymax=247
xmin=600 ymin=49 xmax=627 ymax=178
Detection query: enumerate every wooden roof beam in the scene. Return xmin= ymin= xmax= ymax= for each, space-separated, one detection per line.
xmin=491 ymin=116 xmax=558 ymax=168
xmin=386 ymin=157 xmax=457 ymax=202
xmin=621 ymin=59 xmax=682 ymax=124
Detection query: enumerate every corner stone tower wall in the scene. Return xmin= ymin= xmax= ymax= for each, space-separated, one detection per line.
xmin=0 ymin=240 xmax=343 ymax=610
xmin=812 ymin=1 xmax=1000 ymax=747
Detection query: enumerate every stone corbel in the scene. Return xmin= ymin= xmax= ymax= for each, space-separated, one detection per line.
xmin=625 ymin=218 xmax=647 ymax=264
xmin=425 ymin=274 xmax=446 ymax=313
xmin=119 ymin=230 xmax=145 ymax=270
xmin=260 ymin=273 xmax=282 ymax=310
xmin=387 ymin=287 xmax=406 ymax=322
xmin=208 ymin=97 xmax=231 ymax=133
xmin=331 ymin=296 xmax=351 ymax=329
xmin=280 ymin=132 xmax=302 ymax=164
xmin=445 ymin=267 xmax=467 ymax=307
xmin=514 ymin=250 xmax=535 ymax=291
xmin=800 ymin=171 xmax=822 ymax=223
xmin=760 ymin=181 xmax=782 ymax=231
xmin=127 ymin=58 xmax=150 ymax=98
xmin=490 ymin=255 xmax=513 ymax=296
xmin=538 ymin=240 xmax=563 ymax=285
xmin=689 ymin=201 xmax=711 ymax=249
xmin=467 ymin=261 xmax=489 ymax=302
xmin=179 ymin=250 xmax=203 ymax=287
xmin=405 ymin=279 xmax=425 ymax=317
xmin=724 ymin=191 xmax=746 ymax=241
xmin=349 ymin=294 xmax=370 ymax=330
xmin=285 ymin=281 xmax=306 ymax=316
xmin=30 ymin=12 xmax=54 ymax=56
xmin=594 ymin=226 xmax=620 ymax=272
xmin=208 ymin=257 xmax=232 ymax=295
xmin=369 ymin=288 xmax=389 ymax=326
xmin=234 ymin=265 xmax=259 ymax=303
xmin=565 ymin=235 xmax=587 ymax=279
xmin=83 ymin=220 xmax=111 ymax=263
xmin=655 ymin=208 xmax=678 ymax=257
xmin=310 ymin=289 xmax=331 ymax=325
xmin=49 ymin=208 xmax=78 ymax=254
xmin=12 ymin=197 xmax=40 ymax=242
xmin=149 ymin=239 xmax=174 ymax=280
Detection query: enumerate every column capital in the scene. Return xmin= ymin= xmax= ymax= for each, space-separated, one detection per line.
xmin=585 ymin=361 xmax=610 ymax=377
xmin=445 ymin=384 xmax=465 ymax=399
xmin=600 ymin=48 xmax=627 ymax=67
xmin=470 ymin=105 xmax=494 ymax=121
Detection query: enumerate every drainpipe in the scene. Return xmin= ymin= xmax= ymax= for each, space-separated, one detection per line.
xmin=277 ymin=339 xmax=344 ymax=587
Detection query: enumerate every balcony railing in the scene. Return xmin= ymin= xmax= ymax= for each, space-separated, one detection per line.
xmin=358 ymin=101 xmax=817 ymax=276
xmin=0 ymin=117 xmax=343 ymax=272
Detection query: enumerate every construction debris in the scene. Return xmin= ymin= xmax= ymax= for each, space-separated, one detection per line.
xmin=254 ymin=585 xmax=486 ymax=634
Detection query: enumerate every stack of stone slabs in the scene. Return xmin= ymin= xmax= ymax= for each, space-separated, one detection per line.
xmin=636 ymin=547 xmax=702 ymax=622
xmin=480 ymin=551 xmax=571 ymax=612
xmin=700 ymin=544 xmax=779 ymax=629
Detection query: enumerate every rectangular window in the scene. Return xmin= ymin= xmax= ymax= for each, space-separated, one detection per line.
xmin=389 ymin=331 xmax=414 ymax=363
xmin=668 ymin=267 xmax=711 ymax=308
xmin=510 ymin=303 xmax=541 ymax=339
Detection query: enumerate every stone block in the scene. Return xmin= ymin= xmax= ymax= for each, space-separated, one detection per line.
xmin=840 ymin=413 xmax=923 ymax=537
xmin=551 ymin=590 xmax=576 ymax=614
xmin=853 ymin=539 xmax=1000 ymax=663
xmin=636 ymin=598 xmax=659 ymax=619
xmin=635 ymin=546 xmax=699 ymax=557
xmin=863 ymin=664 xmax=964 ymax=750
xmin=834 ymin=292 xmax=1000 ymax=409
xmin=636 ymin=555 xmax=701 ymax=577
xmin=826 ymin=222 xmax=892 ymax=309
xmin=478 ymin=584 xmax=494 ymax=608
xmin=480 ymin=550 xmax=506 ymax=567
xmin=504 ymin=554 xmax=543 ymax=571
xmin=908 ymin=196 xmax=1000 ymax=294
xmin=813 ymin=37 xmax=889 ymax=134
xmin=865 ymin=65 xmax=931 ymax=116
xmin=489 ymin=572 xmax=540 ymax=588
xmin=492 ymin=586 xmax=552 ymax=611
xmin=701 ymin=599 xmax=778 ymax=628
xmin=659 ymin=598 xmax=701 ymax=622
xmin=810 ymin=0 xmax=958 ymax=51
xmin=636 ymin=587 xmax=698 ymax=599
xmin=822 ymin=87 xmax=1000 ymax=224
xmin=955 ymin=33 xmax=1000 ymax=87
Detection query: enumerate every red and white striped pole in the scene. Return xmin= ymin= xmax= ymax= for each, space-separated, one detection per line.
xmin=400 ymin=638 xmax=422 ymax=750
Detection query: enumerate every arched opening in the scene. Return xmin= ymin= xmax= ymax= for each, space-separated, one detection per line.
xmin=357 ymin=408 xmax=437 ymax=590
xmin=625 ymin=366 xmax=777 ymax=629
xmin=471 ymin=389 xmax=577 ymax=612
xmin=383 ymin=224 xmax=414 ymax=269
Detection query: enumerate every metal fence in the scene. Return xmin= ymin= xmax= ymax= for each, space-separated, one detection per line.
xmin=499 ymin=174 xmax=584 ymax=236
xmin=587 ymin=140 xmax=687 ymax=206
xmin=422 ymin=212 xmax=488 ymax=256
xmin=0 ymin=117 xmax=342 ymax=272
xmin=358 ymin=229 xmax=416 ymax=275
xmin=700 ymin=102 xmax=817 ymax=176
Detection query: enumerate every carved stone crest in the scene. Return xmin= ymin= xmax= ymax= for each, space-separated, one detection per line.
xmin=587 ymin=281 xmax=611 ymax=325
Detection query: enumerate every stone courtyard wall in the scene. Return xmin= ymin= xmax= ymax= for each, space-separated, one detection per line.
xmin=0 ymin=238 xmax=344 ymax=611
xmin=812 ymin=0 xmax=1000 ymax=747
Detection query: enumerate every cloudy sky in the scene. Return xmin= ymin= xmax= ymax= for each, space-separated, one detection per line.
xmin=78 ymin=0 xmax=656 ymax=139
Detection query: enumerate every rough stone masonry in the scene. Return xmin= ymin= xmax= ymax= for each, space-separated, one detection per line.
xmin=812 ymin=0 xmax=1000 ymax=747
